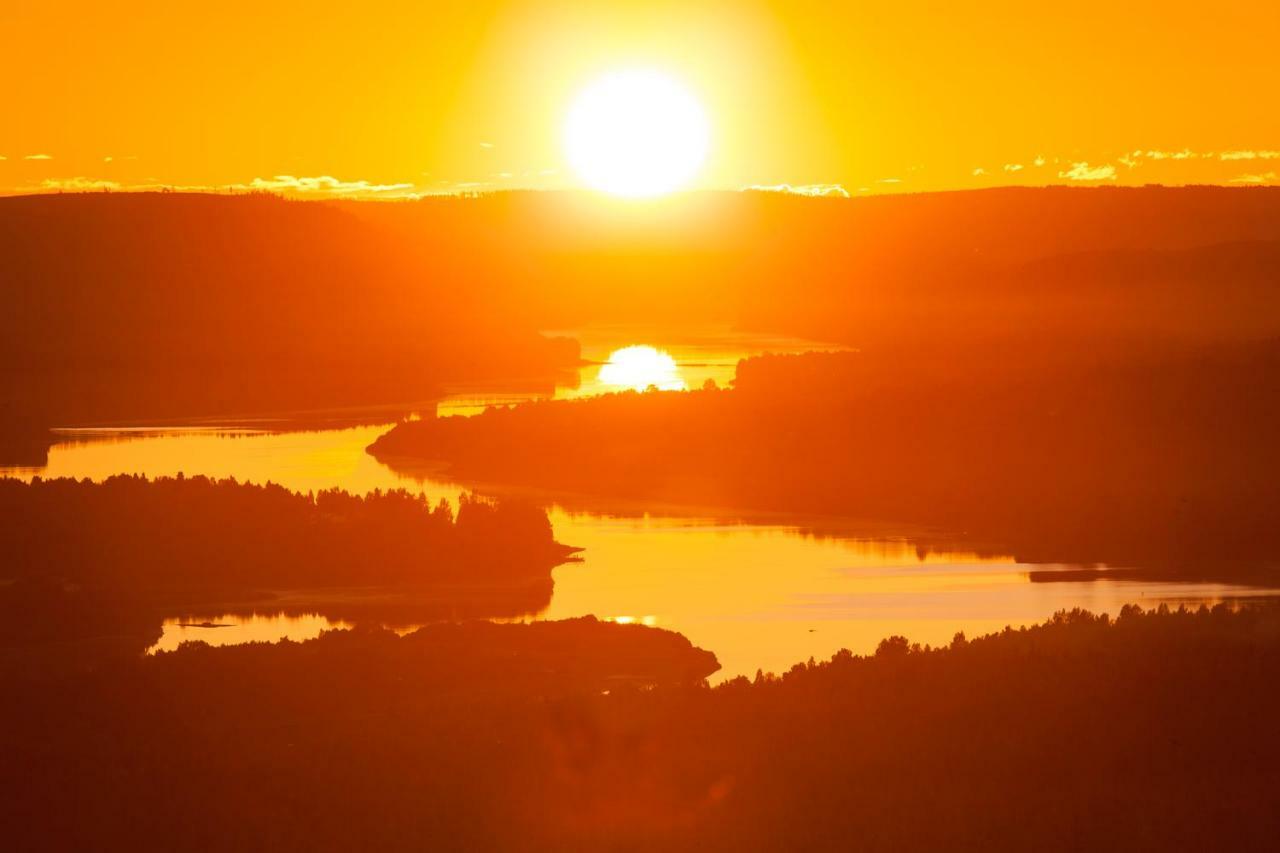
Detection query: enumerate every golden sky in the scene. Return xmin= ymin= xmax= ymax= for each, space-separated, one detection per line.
xmin=4 ymin=1 xmax=1278 ymax=197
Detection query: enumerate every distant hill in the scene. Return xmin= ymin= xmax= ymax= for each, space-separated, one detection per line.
xmin=4 ymin=186 xmax=1277 ymax=445
xmin=0 ymin=192 xmax=578 ymax=437
xmin=343 ymin=185 xmax=1280 ymax=344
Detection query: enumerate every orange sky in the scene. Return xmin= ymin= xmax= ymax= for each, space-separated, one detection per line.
xmin=4 ymin=1 xmax=1278 ymax=197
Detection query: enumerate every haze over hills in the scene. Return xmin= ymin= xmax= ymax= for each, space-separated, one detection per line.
xmin=6 ymin=184 xmax=1277 ymax=468
xmin=342 ymin=185 xmax=1280 ymax=343
xmin=6 ymin=185 xmax=1278 ymax=469
xmin=0 ymin=192 xmax=580 ymax=439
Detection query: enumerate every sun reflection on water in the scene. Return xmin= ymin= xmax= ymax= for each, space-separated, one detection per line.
xmin=597 ymin=345 xmax=687 ymax=392
xmin=147 ymin=612 xmax=353 ymax=654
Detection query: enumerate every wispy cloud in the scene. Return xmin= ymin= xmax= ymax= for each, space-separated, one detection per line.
xmin=743 ymin=183 xmax=850 ymax=198
xmin=1059 ymin=162 xmax=1116 ymax=181
xmin=41 ymin=177 xmax=122 ymax=191
xmin=1220 ymin=150 xmax=1280 ymax=161
xmin=4 ymin=173 xmax=429 ymax=200
xmin=1003 ymin=163 xmax=1023 ymax=172
xmin=1229 ymin=172 xmax=1277 ymax=184
xmin=972 ymin=167 xmax=987 ymax=176
xmin=478 ymin=142 xmax=494 ymax=149
xmin=877 ymin=177 xmax=902 ymax=184
xmin=24 ymin=154 xmax=53 ymax=160
xmin=1033 ymin=156 xmax=1046 ymax=167
xmin=1144 ymin=149 xmax=1197 ymax=160
xmin=248 ymin=175 xmax=417 ymax=197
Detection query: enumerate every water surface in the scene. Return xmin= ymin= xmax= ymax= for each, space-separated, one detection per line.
xmin=7 ymin=420 xmax=1273 ymax=679
xmin=7 ymin=327 xmax=1277 ymax=678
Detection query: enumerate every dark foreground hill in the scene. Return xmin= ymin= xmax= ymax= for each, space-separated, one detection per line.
xmin=1 ymin=605 xmax=1277 ymax=851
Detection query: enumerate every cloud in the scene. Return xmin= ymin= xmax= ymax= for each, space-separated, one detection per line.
xmin=1059 ymin=162 xmax=1116 ymax=181
xmin=1144 ymin=149 xmax=1198 ymax=160
xmin=1229 ymin=172 xmax=1277 ymax=184
xmin=0 ymin=155 xmax=6 ymax=161
xmin=5 ymin=173 xmax=432 ymax=200
xmin=24 ymin=154 xmax=53 ymax=160
xmin=248 ymin=175 xmax=417 ymax=197
xmin=41 ymin=177 xmax=122 ymax=191
xmin=743 ymin=183 xmax=850 ymax=198
xmin=972 ymin=167 xmax=987 ymax=176
xmin=877 ymin=177 xmax=902 ymax=184
xmin=1220 ymin=150 xmax=1280 ymax=161
xmin=1033 ymin=156 xmax=1046 ymax=167
xmin=479 ymin=142 xmax=494 ymax=149
xmin=1003 ymin=163 xmax=1024 ymax=172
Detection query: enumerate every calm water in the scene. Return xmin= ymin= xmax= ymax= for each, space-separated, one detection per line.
xmin=435 ymin=325 xmax=842 ymax=415
xmin=5 ymin=329 xmax=1275 ymax=679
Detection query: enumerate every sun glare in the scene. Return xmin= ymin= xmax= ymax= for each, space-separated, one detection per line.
xmin=598 ymin=345 xmax=687 ymax=392
xmin=564 ymin=70 xmax=710 ymax=198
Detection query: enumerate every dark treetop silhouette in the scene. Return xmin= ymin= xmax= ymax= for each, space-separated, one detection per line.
xmin=2 ymin=604 xmax=1277 ymax=852
xmin=0 ymin=475 xmax=578 ymax=654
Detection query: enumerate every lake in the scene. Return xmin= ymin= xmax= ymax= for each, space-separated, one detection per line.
xmin=4 ymin=327 xmax=1275 ymax=679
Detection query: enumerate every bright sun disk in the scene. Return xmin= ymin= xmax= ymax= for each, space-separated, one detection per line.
xmin=564 ymin=69 xmax=710 ymax=198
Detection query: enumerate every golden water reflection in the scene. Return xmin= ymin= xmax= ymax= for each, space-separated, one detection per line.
xmin=148 ymin=613 xmax=353 ymax=654
xmin=5 ymin=334 xmax=1277 ymax=679
xmin=436 ymin=325 xmax=842 ymax=415
xmin=597 ymin=345 xmax=687 ymax=391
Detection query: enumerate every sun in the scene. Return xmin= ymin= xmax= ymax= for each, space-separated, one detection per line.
xmin=564 ymin=69 xmax=711 ymax=198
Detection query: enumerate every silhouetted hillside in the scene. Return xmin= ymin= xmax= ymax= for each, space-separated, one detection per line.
xmin=6 ymin=187 xmax=1279 ymax=450
xmin=2 ymin=604 xmax=1276 ymax=851
xmin=0 ymin=475 xmax=578 ymax=651
xmin=344 ymin=185 xmax=1280 ymax=345
xmin=0 ymin=192 xmax=579 ymax=439
xmin=372 ymin=344 xmax=1280 ymax=578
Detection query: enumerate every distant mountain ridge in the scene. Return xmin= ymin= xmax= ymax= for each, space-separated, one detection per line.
xmin=3 ymin=186 xmax=1277 ymax=448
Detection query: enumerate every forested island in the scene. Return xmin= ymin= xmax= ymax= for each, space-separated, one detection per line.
xmin=0 ymin=475 xmax=577 ymax=653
